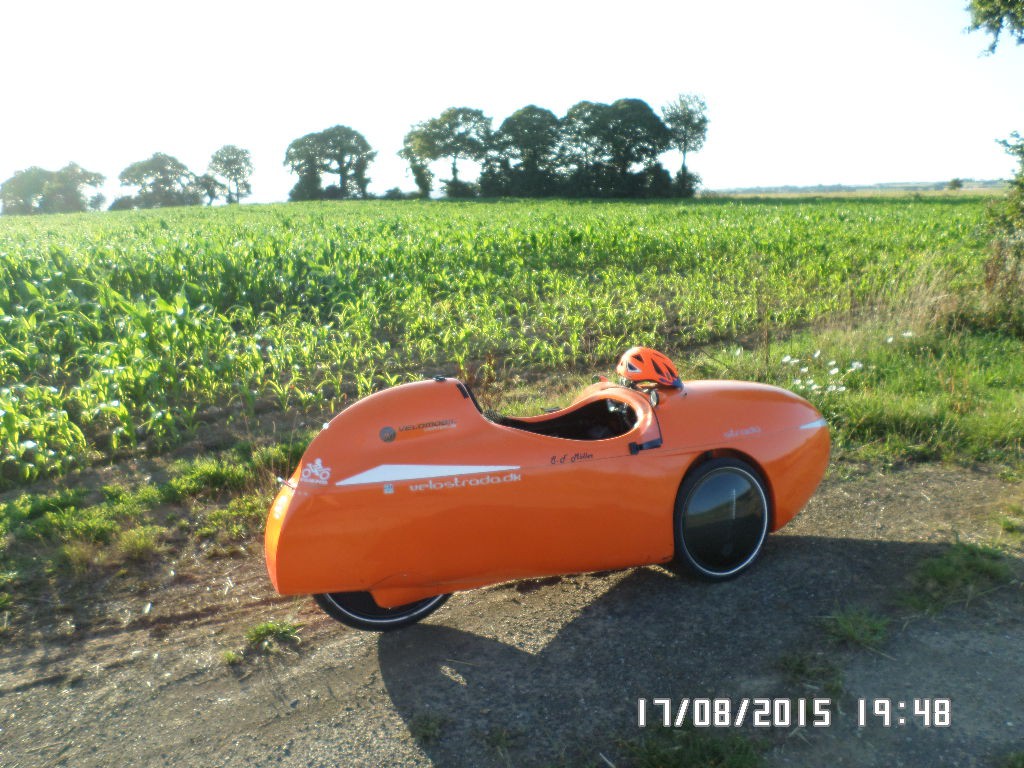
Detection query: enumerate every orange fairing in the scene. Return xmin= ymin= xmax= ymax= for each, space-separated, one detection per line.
xmin=265 ymin=376 xmax=829 ymax=610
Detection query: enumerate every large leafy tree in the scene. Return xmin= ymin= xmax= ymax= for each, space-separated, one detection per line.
xmin=284 ymin=126 xmax=375 ymax=200
xmin=284 ymin=132 xmax=326 ymax=201
xmin=195 ymin=173 xmax=228 ymax=206
xmin=399 ymin=132 xmax=435 ymax=197
xmin=603 ymin=98 xmax=671 ymax=176
xmin=663 ymin=94 xmax=709 ymax=198
xmin=42 ymin=163 xmax=106 ymax=213
xmin=493 ymin=105 xmax=560 ymax=196
xmin=555 ymin=99 xmax=669 ymax=197
xmin=209 ymin=144 xmax=253 ymax=204
xmin=1 ymin=164 xmax=104 ymax=215
xmin=968 ymin=0 xmax=1024 ymax=51
xmin=116 ymin=153 xmax=201 ymax=209
xmin=320 ymin=125 xmax=375 ymax=198
xmin=663 ymin=94 xmax=709 ymax=175
xmin=412 ymin=107 xmax=492 ymax=183
xmin=1 ymin=167 xmax=54 ymax=215
xmin=556 ymin=100 xmax=615 ymax=195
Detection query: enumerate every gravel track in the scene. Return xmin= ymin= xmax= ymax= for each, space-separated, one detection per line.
xmin=1 ymin=463 xmax=1021 ymax=767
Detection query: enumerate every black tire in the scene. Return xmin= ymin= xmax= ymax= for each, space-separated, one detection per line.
xmin=313 ymin=591 xmax=450 ymax=632
xmin=673 ymin=457 xmax=771 ymax=581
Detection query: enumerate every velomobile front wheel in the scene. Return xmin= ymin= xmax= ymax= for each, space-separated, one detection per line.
xmin=314 ymin=591 xmax=450 ymax=631
xmin=673 ymin=458 xmax=771 ymax=581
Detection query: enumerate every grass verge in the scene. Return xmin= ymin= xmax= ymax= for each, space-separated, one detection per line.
xmin=245 ymin=619 xmax=301 ymax=653
xmin=821 ymin=607 xmax=889 ymax=650
xmin=903 ymin=540 xmax=1013 ymax=612
xmin=622 ymin=725 xmax=763 ymax=768
xmin=777 ymin=651 xmax=845 ymax=699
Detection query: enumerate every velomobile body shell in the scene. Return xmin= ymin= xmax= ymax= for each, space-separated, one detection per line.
xmin=265 ymin=378 xmax=829 ymax=607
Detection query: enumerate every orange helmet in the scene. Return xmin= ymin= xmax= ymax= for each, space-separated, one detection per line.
xmin=616 ymin=346 xmax=682 ymax=388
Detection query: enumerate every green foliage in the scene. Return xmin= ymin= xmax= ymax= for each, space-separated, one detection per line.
xmin=245 ymin=619 xmax=301 ymax=651
xmin=117 ymin=153 xmax=202 ymax=209
xmin=249 ymin=437 xmax=312 ymax=478
xmin=285 ymin=126 xmax=375 ymax=200
xmin=997 ymin=751 xmax=1024 ymax=768
xmin=197 ymin=493 xmax=269 ymax=542
xmin=209 ymin=145 xmax=253 ymax=204
xmin=968 ymin=0 xmax=1024 ymax=51
xmin=625 ymin=725 xmax=762 ymax=768
xmin=117 ymin=524 xmax=163 ymax=561
xmin=696 ymin=326 xmax=1024 ymax=465
xmin=493 ymin=105 xmax=560 ymax=196
xmin=408 ymin=712 xmax=449 ymax=744
xmin=440 ymin=178 xmax=478 ymax=199
xmin=406 ymin=107 xmax=493 ymax=183
xmin=663 ymin=94 xmax=709 ymax=170
xmin=822 ymin=607 xmax=889 ymax=649
xmin=0 ymin=197 xmax=1008 ymax=485
xmin=778 ymin=651 xmax=845 ymax=698
xmin=557 ymin=99 xmax=672 ymax=197
xmin=1 ymin=164 xmax=105 ymax=216
xmin=161 ymin=457 xmax=251 ymax=501
xmin=905 ymin=541 xmax=1012 ymax=611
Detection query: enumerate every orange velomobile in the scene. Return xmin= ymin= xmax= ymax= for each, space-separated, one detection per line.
xmin=264 ymin=347 xmax=830 ymax=631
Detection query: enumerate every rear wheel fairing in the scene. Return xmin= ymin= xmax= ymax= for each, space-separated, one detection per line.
xmin=652 ymin=381 xmax=829 ymax=530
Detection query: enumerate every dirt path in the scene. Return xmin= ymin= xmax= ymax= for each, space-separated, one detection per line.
xmin=1 ymin=463 xmax=1021 ymax=767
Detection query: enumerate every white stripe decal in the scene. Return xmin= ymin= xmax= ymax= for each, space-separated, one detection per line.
xmin=799 ymin=418 xmax=828 ymax=430
xmin=335 ymin=464 xmax=521 ymax=486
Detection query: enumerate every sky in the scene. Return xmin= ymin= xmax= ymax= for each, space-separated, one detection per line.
xmin=2 ymin=0 xmax=1022 ymax=204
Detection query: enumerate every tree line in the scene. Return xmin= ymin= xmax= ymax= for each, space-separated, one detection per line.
xmin=287 ymin=95 xmax=708 ymax=201
xmin=1 ymin=145 xmax=254 ymax=215
xmin=1 ymin=93 xmax=708 ymax=214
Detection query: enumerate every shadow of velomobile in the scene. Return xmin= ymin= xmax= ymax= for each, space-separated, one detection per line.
xmin=378 ymin=534 xmax=952 ymax=766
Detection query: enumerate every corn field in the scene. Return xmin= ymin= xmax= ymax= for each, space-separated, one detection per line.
xmin=0 ymin=198 xmax=990 ymax=485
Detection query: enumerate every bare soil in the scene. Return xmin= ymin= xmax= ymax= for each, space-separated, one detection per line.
xmin=1 ymin=462 xmax=1022 ymax=768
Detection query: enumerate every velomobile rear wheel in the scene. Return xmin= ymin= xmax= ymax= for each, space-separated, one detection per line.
xmin=673 ymin=458 xmax=771 ymax=581
xmin=314 ymin=591 xmax=450 ymax=631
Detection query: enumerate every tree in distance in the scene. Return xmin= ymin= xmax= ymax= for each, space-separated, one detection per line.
xmin=968 ymin=0 xmax=1024 ymax=51
xmin=113 ymin=153 xmax=202 ymax=209
xmin=284 ymin=126 xmax=374 ymax=201
xmin=555 ymin=98 xmax=672 ymax=197
xmin=556 ymin=100 xmax=613 ymax=196
xmin=604 ymin=98 xmax=671 ymax=179
xmin=284 ymin=132 xmax=326 ymax=201
xmin=403 ymin=107 xmax=493 ymax=197
xmin=320 ymin=126 xmax=376 ymax=199
xmin=399 ymin=133 xmax=434 ymax=197
xmin=663 ymin=94 xmax=708 ymax=198
xmin=402 ymin=95 xmax=707 ymax=200
xmin=195 ymin=173 xmax=228 ymax=206
xmin=483 ymin=105 xmax=560 ymax=197
xmin=209 ymin=145 xmax=253 ymax=204
xmin=1 ymin=163 xmax=105 ymax=215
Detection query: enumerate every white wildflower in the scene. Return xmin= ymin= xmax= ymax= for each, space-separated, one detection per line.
xmin=829 ymin=367 xmax=839 ymax=375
